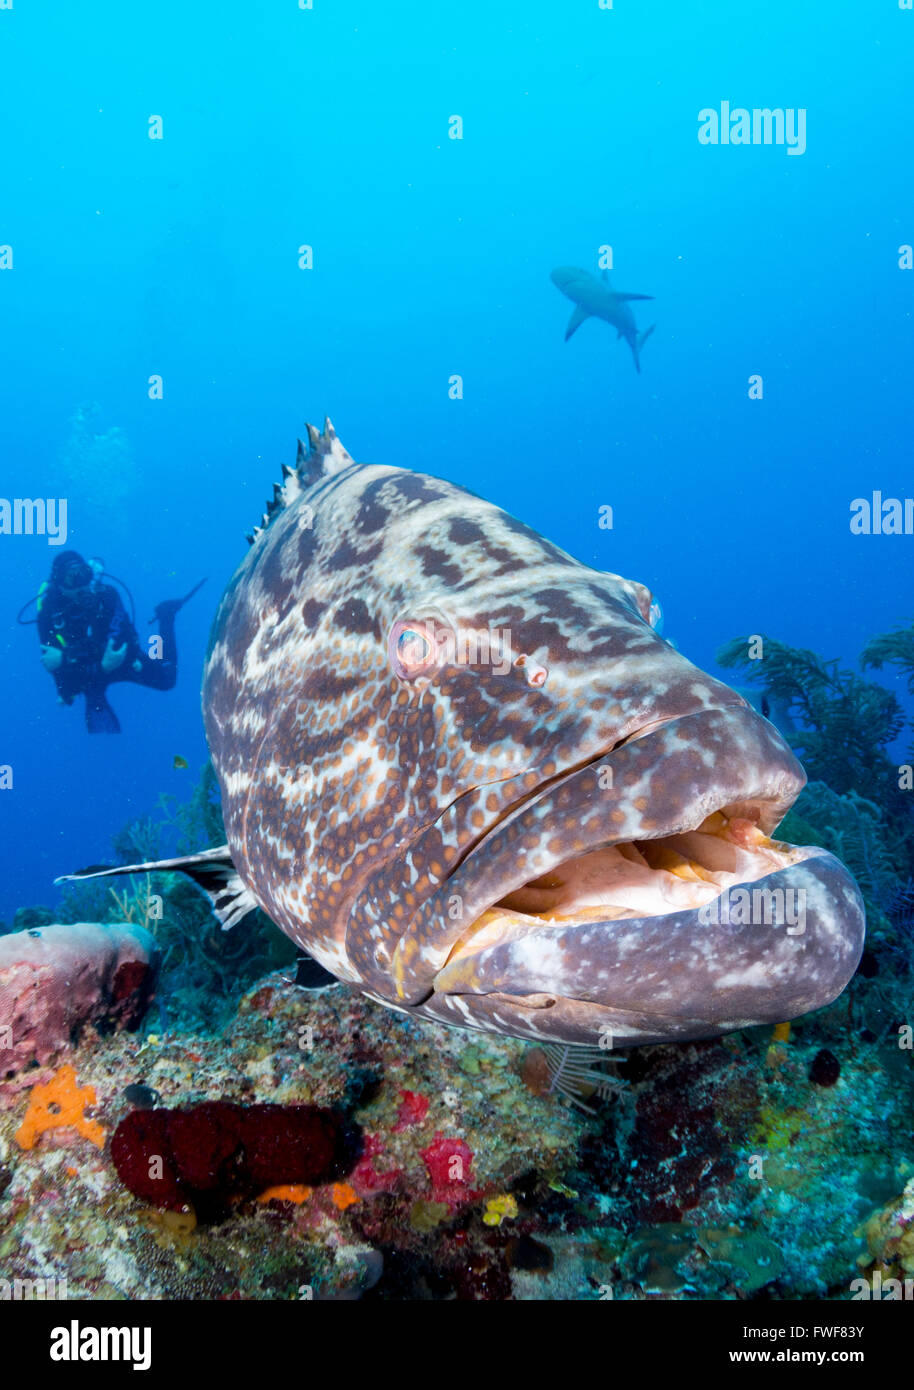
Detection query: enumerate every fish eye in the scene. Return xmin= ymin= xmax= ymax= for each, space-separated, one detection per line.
xmin=399 ymin=628 xmax=430 ymax=663
xmin=388 ymin=619 xmax=439 ymax=680
xmin=648 ymin=597 xmax=664 ymax=634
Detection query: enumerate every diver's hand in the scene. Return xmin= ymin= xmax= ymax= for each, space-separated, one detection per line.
xmin=101 ymin=639 xmax=127 ymax=674
xmin=40 ymin=645 xmax=62 ymax=672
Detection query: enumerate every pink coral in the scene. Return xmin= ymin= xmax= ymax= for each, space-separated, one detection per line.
xmin=421 ymin=1134 xmax=475 ymax=1208
xmin=394 ymin=1089 xmax=429 ymax=1131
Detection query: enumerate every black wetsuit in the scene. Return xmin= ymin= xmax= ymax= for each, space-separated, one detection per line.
xmin=38 ymin=582 xmax=178 ymax=733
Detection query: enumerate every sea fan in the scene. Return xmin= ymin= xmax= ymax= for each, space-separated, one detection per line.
xmin=790 ymin=782 xmax=902 ymax=925
xmin=861 ymin=620 xmax=914 ymax=761
xmin=717 ymin=635 xmax=904 ymax=796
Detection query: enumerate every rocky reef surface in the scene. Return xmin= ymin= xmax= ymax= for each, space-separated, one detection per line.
xmin=0 ymin=938 xmax=911 ymax=1301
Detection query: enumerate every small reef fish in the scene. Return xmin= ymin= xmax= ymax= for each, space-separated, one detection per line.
xmin=173 ymin=755 xmax=189 ymax=770
xmin=60 ymin=421 xmax=864 ymax=1048
xmin=551 ymin=265 xmax=656 ymax=372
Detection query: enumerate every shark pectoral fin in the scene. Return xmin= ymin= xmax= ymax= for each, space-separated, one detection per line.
xmin=615 ymin=292 xmax=654 ymax=302
xmin=630 ymin=324 xmax=656 ymax=375
xmin=55 ymin=845 xmax=260 ymax=932
xmin=564 ymin=305 xmax=591 ymax=341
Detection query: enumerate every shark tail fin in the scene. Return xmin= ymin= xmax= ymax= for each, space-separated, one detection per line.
xmin=55 ymin=846 xmax=260 ymax=932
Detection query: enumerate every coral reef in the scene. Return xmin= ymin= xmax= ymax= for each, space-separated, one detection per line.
xmin=1 ymin=963 xmax=909 ymax=1300
xmin=718 ymin=625 xmax=914 ymax=1054
xmin=0 ymin=922 xmax=160 ymax=1080
xmin=857 ymin=1177 xmax=914 ymax=1286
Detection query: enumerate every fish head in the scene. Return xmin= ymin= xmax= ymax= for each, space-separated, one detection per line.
xmin=203 ymin=423 xmax=865 ymax=1047
xmin=550 ymin=265 xmax=588 ymax=293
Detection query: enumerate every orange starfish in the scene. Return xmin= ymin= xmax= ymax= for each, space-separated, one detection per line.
xmin=15 ymin=1065 xmax=105 ymax=1151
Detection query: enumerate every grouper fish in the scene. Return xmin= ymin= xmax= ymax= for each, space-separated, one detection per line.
xmin=60 ymin=421 xmax=865 ymax=1048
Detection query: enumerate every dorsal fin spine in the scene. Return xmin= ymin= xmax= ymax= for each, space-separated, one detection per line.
xmin=296 ymin=417 xmax=354 ymax=487
xmin=248 ymin=418 xmax=353 ymax=544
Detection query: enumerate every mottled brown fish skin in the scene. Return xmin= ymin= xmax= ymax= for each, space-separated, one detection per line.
xmin=201 ymin=421 xmax=864 ymax=1046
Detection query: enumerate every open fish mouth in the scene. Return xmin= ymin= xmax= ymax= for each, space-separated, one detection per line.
xmin=390 ymin=704 xmax=865 ymax=1046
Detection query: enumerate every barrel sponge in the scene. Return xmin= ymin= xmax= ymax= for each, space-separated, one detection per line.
xmin=0 ymin=922 xmax=160 ymax=1078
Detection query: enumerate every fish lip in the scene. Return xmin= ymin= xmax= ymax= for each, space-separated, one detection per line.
xmin=389 ymin=702 xmax=805 ymax=1005
xmin=451 ymin=698 xmax=795 ymax=880
xmin=445 ymin=704 xmax=715 ymax=874
xmin=430 ymin=847 xmax=866 ymax=1045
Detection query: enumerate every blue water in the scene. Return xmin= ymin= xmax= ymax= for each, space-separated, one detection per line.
xmin=1 ymin=0 xmax=911 ymax=924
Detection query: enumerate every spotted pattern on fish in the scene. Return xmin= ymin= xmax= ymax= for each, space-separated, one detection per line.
xmin=190 ymin=420 xmax=865 ymax=1046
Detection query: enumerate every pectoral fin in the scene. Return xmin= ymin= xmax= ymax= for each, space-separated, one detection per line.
xmin=55 ymin=845 xmax=259 ymax=931
xmin=615 ymin=292 xmax=654 ymax=302
xmin=564 ymin=306 xmax=591 ymax=340
xmin=629 ymin=323 xmax=656 ymax=374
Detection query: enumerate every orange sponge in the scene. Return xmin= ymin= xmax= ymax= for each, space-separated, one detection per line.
xmin=256 ymin=1184 xmax=313 ymax=1205
xmin=15 ymin=1065 xmax=105 ymax=1151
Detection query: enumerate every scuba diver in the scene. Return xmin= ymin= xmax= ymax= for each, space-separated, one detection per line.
xmin=19 ymin=552 xmax=205 ymax=734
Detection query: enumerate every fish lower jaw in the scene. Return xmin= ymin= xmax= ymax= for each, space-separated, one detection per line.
xmin=425 ymin=825 xmax=865 ymax=1047
xmin=443 ymin=809 xmax=815 ymax=961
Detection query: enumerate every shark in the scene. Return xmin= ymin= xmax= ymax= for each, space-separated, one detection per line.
xmin=59 ymin=421 xmax=865 ymax=1048
xmin=551 ymin=265 xmax=656 ymax=373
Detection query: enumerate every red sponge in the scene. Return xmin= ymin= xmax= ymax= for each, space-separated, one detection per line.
xmin=111 ymin=1100 xmax=357 ymax=1214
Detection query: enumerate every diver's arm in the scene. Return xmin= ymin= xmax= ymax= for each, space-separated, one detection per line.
xmin=37 ymin=601 xmax=66 ymax=671
xmin=102 ymin=587 xmax=141 ymax=672
xmin=105 ymin=588 xmax=139 ymax=653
